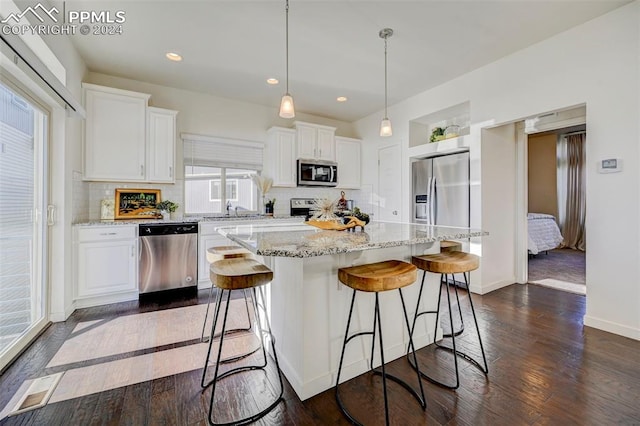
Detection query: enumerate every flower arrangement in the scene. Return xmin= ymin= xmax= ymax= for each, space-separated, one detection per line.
xmin=310 ymin=197 xmax=339 ymax=221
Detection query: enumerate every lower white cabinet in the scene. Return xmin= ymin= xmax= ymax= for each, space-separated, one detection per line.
xmin=74 ymin=225 xmax=138 ymax=308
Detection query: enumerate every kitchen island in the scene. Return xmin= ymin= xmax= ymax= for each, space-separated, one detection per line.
xmin=217 ymin=221 xmax=486 ymax=400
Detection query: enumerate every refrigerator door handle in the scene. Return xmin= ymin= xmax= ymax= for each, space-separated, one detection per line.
xmin=425 ymin=177 xmax=432 ymax=224
xmin=431 ymin=177 xmax=437 ymax=225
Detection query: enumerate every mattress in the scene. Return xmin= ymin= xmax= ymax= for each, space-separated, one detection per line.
xmin=528 ymin=213 xmax=563 ymax=255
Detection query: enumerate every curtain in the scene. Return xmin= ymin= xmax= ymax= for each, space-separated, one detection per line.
xmin=557 ymin=133 xmax=586 ymax=251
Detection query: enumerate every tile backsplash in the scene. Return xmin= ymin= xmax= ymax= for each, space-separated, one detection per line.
xmin=75 ymin=179 xmax=373 ymax=222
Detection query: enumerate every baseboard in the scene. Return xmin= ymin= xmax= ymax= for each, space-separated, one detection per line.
xmin=49 ymin=303 xmax=76 ymax=322
xmin=474 ymin=278 xmax=515 ymax=295
xmin=583 ymin=315 xmax=640 ymax=341
xmin=74 ymin=291 xmax=139 ymax=309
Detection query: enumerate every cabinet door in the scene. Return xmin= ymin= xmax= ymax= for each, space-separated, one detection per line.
xmin=296 ymin=125 xmax=316 ymax=159
xmin=147 ymin=108 xmax=177 ymax=183
xmin=84 ymin=89 xmax=147 ymax=181
xmin=336 ymin=137 xmax=361 ymax=189
xmin=266 ymin=129 xmax=297 ymax=187
xmin=316 ymin=128 xmax=336 ymax=161
xmin=77 ymin=239 xmax=137 ymax=298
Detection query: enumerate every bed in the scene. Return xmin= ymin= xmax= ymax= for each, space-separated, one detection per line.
xmin=528 ymin=213 xmax=563 ymax=255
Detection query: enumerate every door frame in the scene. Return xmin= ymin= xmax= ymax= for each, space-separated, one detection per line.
xmin=377 ymin=143 xmax=402 ymax=222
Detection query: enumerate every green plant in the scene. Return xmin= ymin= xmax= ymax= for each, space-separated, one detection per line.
xmin=351 ymin=207 xmax=370 ymax=224
xmin=430 ymin=126 xmax=445 ymax=142
xmin=265 ymin=198 xmax=276 ymax=207
xmin=156 ymin=200 xmax=179 ymax=213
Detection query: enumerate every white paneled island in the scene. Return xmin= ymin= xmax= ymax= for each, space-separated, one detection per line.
xmin=217 ymin=221 xmax=486 ymax=400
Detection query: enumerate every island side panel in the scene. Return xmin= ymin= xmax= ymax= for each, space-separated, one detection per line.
xmin=269 ymin=243 xmax=442 ymax=401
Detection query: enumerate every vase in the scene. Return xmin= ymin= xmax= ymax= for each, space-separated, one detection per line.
xmin=265 ymin=204 xmax=274 ymax=216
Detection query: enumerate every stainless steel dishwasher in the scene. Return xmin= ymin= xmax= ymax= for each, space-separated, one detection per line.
xmin=139 ymin=223 xmax=198 ymax=294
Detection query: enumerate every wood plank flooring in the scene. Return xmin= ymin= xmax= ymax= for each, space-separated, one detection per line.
xmin=1 ymin=284 xmax=639 ymax=425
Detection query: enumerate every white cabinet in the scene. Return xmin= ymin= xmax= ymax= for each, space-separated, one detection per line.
xmin=147 ymin=107 xmax=178 ymax=183
xmin=335 ymin=136 xmax=361 ymax=189
xmin=198 ymin=222 xmax=245 ymax=287
xmin=83 ymin=83 xmax=177 ymax=183
xmin=294 ymin=121 xmax=336 ymax=161
xmin=83 ymin=84 xmax=149 ymax=181
xmin=264 ymin=127 xmax=297 ymax=187
xmin=74 ymin=225 xmax=138 ymax=308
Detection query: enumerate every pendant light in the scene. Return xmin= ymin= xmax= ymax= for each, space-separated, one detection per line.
xmin=279 ymin=0 xmax=295 ymax=118
xmin=379 ymin=28 xmax=393 ymax=137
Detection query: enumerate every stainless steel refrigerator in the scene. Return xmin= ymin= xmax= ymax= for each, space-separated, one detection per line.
xmin=412 ymin=152 xmax=469 ymax=227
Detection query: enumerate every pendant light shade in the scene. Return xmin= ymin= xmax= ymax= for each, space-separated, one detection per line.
xmin=379 ymin=28 xmax=393 ymax=137
xmin=279 ymin=94 xmax=295 ymax=118
xmin=380 ymin=118 xmax=392 ymax=137
xmin=279 ymin=0 xmax=295 ymax=118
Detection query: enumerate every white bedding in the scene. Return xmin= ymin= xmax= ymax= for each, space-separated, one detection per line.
xmin=528 ymin=213 xmax=563 ymax=255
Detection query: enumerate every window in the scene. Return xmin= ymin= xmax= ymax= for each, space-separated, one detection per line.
xmin=185 ymin=165 xmax=258 ymax=214
xmin=209 ymin=179 xmax=238 ymax=202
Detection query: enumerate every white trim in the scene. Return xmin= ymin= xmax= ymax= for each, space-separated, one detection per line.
xmin=473 ymin=278 xmax=515 ymax=295
xmin=515 ymin=122 xmax=528 ymax=283
xmin=181 ymin=133 xmax=264 ymax=149
xmin=73 ymin=290 xmax=139 ymax=309
xmin=583 ymin=315 xmax=640 ymax=341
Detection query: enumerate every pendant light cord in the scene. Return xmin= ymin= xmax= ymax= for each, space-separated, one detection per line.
xmin=384 ymin=36 xmax=388 ymax=118
xmin=285 ymin=0 xmax=290 ymax=95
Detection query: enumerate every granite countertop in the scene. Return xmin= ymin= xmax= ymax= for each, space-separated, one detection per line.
xmin=73 ymin=215 xmax=301 ymax=227
xmin=217 ymin=221 xmax=488 ymax=258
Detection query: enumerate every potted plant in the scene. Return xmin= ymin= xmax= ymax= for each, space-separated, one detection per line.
xmin=156 ymin=200 xmax=179 ymax=220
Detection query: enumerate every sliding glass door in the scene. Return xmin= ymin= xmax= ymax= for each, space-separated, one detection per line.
xmin=0 ymin=79 xmax=49 ymax=371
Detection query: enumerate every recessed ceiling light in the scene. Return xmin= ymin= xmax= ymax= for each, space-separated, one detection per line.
xmin=165 ymin=52 xmax=182 ymax=62
xmin=267 ymin=78 xmax=279 ymax=85
xmin=337 ymin=96 xmax=348 ymax=102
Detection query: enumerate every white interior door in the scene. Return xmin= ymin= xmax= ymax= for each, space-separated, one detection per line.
xmin=0 ymin=80 xmax=49 ymax=371
xmin=377 ymin=144 xmax=401 ymax=222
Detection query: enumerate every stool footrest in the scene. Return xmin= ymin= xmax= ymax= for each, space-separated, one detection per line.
xmin=371 ymin=369 xmax=426 ymax=407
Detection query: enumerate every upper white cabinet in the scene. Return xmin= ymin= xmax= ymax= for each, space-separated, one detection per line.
xmin=294 ymin=121 xmax=336 ymax=161
xmin=335 ymin=136 xmax=361 ymax=189
xmin=147 ymin=107 xmax=178 ymax=183
xmin=83 ymin=83 xmax=177 ymax=183
xmin=264 ymin=127 xmax=297 ymax=187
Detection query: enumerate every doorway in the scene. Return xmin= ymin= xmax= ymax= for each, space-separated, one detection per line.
xmin=377 ymin=144 xmax=401 ymax=222
xmin=0 ymin=79 xmax=50 ymax=371
xmin=526 ymin=126 xmax=586 ymax=294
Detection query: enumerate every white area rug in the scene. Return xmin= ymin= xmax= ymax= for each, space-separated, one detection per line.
xmin=530 ymin=279 xmax=586 ymax=295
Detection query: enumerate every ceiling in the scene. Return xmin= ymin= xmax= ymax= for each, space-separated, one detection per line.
xmin=57 ymin=0 xmax=629 ymax=122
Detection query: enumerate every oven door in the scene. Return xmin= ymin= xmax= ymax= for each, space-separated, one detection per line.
xmin=297 ymin=160 xmax=338 ymax=187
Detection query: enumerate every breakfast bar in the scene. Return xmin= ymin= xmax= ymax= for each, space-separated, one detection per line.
xmin=217 ymin=221 xmax=486 ymax=400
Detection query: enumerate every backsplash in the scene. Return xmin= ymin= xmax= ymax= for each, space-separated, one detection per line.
xmin=74 ymin=178 xmax=374 ymax=222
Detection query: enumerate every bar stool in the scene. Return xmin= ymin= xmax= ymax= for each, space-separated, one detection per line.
xmin=201 ymin=258 xmax=283 ymax=425
xmin=409 ymin=250 xmax=488 ymax=390
xmin=335 ymin=260 xmax=426 ymax=425
xmin=201 ymin=246 xmax=254 ymax=343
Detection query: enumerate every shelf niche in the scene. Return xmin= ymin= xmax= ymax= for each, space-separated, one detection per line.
xmin=409 ymin=101 xmax=471 ymax=148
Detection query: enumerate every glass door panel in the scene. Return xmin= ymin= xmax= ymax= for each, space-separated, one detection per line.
xmin=0 ymin=80 xmax=48 ymax=369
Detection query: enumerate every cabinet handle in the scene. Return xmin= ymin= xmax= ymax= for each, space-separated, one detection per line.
xmin=314 ymin=148 xmax=317 ymax=157
xmin=99 ymin=232 xmax=117 ymax=236
xmin=131 ymin=245 xmax=134 ymax=257
xmin=140 ymin=165 xmax=144 ymax=176
xmin=169 ymin=166 xmax=173 ymax=178
xmin=319 ymin=148 xmax=322 ymax=157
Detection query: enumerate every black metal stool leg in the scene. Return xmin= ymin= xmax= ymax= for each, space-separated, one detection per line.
xmin=444 ymin=275 xmax=465 ymax=338
xmin=374 ymin=293 xmax=390 ymax=425
xmin=335 ymin=289 xmax=361 ymax=425
xmin=398 ymin=288 xmax=426 ymax=410
xmin=201 ymin=288 xmax=226 ymax=388
xmin=462 ymin=272 xmax=488 ymax=374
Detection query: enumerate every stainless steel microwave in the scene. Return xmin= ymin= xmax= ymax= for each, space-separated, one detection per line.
xmin=297 ymin=160 xmax=338 ymax=187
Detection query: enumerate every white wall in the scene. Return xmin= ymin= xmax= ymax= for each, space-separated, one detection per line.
xmin=354 ymin=3 xmax=640 ymax=339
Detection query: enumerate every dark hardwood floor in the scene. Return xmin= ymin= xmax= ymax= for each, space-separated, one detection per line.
xmin=1 ymin=284 xmax=639 ymax=425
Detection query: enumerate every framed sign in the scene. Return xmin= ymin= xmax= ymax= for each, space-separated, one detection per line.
xmin=115 ymin=189 xmax=161 ymax=219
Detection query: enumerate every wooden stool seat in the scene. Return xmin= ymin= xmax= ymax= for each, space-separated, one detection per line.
xmin=338 ymin=260 xmax=417 ymax=292
xmin=440 ymin=240 xmax=462 ymax=252
xmin=210 ymin=258 xmax=273 ymax=290
xmin=207 ymin=245 xmax=253 ymax=263
xmin=412 ymin=251 xmax=479 ymax=275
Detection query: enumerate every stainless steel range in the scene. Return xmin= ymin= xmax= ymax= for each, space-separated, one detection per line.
xmin=138 ymin=223 xmax=198 ymax=294
xmin=290 ymin=198 xmax=316 ymax=217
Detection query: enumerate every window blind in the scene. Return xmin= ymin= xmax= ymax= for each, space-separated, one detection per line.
xmin=182 ymin=133 xmax=263 ymax=170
